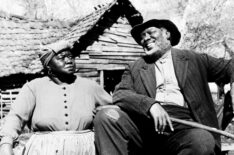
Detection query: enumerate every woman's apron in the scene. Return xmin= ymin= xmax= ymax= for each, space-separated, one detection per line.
xmin=13 ymin=130 xmax=95 ymax=155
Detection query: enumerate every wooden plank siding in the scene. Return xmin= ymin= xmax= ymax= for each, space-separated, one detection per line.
xmin=72 ymin=17 xmax=144 ymax=84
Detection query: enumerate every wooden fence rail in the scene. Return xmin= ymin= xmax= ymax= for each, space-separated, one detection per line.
xmin=0 ymin=88 xmax=20 ymax=120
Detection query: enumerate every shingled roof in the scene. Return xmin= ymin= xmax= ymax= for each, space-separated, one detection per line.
xmin=0 ymin=15 xmax=70 ymax=77
xmin=63 ymin=0 xmax=143 ymax=56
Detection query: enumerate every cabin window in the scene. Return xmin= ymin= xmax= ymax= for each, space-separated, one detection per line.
xmin=103 ymin=70 xmax=124 ymax=95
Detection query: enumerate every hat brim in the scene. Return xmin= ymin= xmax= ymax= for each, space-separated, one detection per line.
xmin=131 ymin=19 xmax=181 ymax=46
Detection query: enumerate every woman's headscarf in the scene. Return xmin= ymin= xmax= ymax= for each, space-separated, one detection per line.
xmin=39 ymin=40 xmax=73 ymax=68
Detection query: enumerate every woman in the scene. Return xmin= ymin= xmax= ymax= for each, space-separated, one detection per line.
xmin=0 ymin=40 xmax=112 ymax=155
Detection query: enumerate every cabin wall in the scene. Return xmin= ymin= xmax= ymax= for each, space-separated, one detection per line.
xmin=75 ymin=17 xmax=144 ymax=71
xmin=73 ymin=17 xmax=144 ymax=90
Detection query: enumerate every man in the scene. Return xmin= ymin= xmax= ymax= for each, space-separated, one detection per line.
xmin=94 ymin=19 xmax=234 ymax=155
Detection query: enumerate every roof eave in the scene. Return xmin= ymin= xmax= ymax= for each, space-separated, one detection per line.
xmin=73 ymin=0 xmax=143 ymax=55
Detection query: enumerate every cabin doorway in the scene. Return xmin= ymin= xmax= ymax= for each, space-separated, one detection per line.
xmin=103 ymin=70 xmax=124 ymax=95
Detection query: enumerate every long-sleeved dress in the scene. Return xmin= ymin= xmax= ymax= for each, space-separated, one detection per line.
xmin=0 ymin=76 xmax=112 ymax=154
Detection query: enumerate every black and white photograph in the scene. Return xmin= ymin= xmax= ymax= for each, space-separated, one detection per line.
xmin=0 ymin=0 xmax=234 ymax=155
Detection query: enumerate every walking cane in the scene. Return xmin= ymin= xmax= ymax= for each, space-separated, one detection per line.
xmin=170 ymin=117 xmax=234 ymax=139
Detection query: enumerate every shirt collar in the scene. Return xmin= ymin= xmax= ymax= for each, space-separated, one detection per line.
xmin=157 ymin=50 xmax=172 ymax=64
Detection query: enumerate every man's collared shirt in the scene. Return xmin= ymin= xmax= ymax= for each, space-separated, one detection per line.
xmin=155 ymin=50 xmax=186 ymax=107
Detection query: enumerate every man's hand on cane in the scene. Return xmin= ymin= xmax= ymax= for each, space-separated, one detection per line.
xmin=149 ymin=103 xmax=174 ymax=134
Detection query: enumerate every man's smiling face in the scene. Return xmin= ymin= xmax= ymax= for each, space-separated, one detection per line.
xmin=140 ymin=27 xmax=171 ymax=57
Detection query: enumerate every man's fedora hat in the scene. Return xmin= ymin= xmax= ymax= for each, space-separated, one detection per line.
xmin=131 ymin=19 xmax=181 ymax=46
